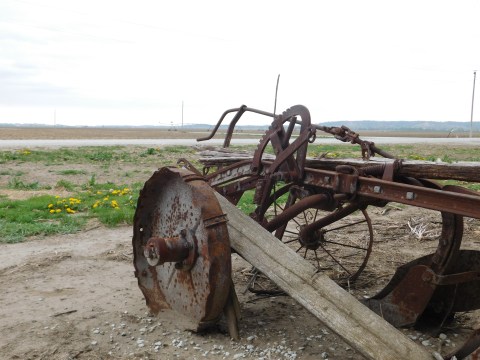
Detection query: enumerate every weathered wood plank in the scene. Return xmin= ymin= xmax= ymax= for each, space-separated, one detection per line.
xmin=200 ymin=150 xmax=480 ymax=182
xmin=216 ymin=193 xmax=433 ymax=360
xmin=307 ymin=158 xmax=480 ymax=182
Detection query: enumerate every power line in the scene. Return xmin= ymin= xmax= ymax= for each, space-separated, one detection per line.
xmin=471 ymin=70 xmax=477 ymax=138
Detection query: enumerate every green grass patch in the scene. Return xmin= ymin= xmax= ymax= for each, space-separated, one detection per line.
xmin=8 ymin=177 xmax=44 ymax=190
xmin=163 ymin=145 xmax=195 ymax=154
xmin=55 ymin=179 xmax=77 ymax=191
xmin=438 ymin=180 xmax=480 ymax=191
xmin=237 ymin=190 xmax=256 ymax=215
xmin=0 ymin=146 xmax=142 ymax=165
xmin=0 ymin=180 xmax=142 ymax=243
xmin=236 ymin=183 xmax=290 ymax=216
xmin=0 ymin=195 xmax=86 ymax=243
xmin=56 ymin=169 xmax=87 ymax=175
xmin=139 ymin=147 xmax=160 ymax=157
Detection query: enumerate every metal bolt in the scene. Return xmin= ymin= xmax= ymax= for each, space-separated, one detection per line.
xmin=406 ymin=192 xmax=415 ymax=200
xmin=373 ymin=186 xmax=382 ymax=193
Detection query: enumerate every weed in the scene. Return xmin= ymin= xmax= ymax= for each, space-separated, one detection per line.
xmin=56 ymin=169 xmax=87 ymax=175
xmin=140 ymin=148 xmax=158 ymax=157
xmin=163 ymin=146 xmax=194 ymax=154
xmin=441 ymin=154 xmax=454 ymax=163
xmin=88 ymin=175 xmax=96 ymax=187
xmin=88 ymin=150 xmax=113 ymax=162
xmin=8 ymin=177 xmax=40 ymax=190
xmin=55 ymin=180 xmax=76 ymax=191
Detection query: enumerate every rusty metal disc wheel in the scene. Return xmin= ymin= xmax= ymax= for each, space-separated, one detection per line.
xmin=132 ymin=167 xmax=231 ymax=331
xmin=264 ymin=186 xmax=374 ymax=284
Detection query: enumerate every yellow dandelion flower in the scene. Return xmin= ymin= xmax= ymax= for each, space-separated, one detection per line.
xmin=49 ymin=209 xmax=55 ymax=214
xmin=111 ymin=200 xmax=119 ymax=208
xmin=96 ymin=191 xmax=103 ymax=195
xmin=66 ymin=208 xmax=76 ymax=214
xmin=48 ymin=203 xmax=54 ymax=208
xmin=55 ymin=209 xmax=61 ymax=213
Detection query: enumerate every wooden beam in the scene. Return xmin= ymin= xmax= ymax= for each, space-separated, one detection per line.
xmin=216 ymin=193 xmax=433 ymax=360
xmin=306 ymin=158 xmax=480 ymax=183
xmin=200 ymin=150 xmax=480 ymax=182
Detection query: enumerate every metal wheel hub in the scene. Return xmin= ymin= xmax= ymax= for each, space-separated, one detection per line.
xmin=299 ymin=227 xmax=323 ymax=250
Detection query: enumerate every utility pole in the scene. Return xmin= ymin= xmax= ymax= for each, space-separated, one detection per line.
xmin=471 ymin=71 xmax=477 ymax=138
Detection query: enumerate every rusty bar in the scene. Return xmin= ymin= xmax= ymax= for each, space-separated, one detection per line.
xmin=303 ymin=168 xmax=480 ymax=219
xmin=264 ymin=194 xmax=329 ymax=232
xmin=197 ymin=106 xmax=274 ymax=143
xmin=356 ymin=177 xmax=480 ymax=219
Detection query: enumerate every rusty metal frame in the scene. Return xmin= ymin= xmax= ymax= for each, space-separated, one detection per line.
xmin=194 ymin=104 xmax=480 ymax=359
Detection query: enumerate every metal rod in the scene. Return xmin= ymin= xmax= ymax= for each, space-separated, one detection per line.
xmin=274 ymin=74 xmax=280 ymax=117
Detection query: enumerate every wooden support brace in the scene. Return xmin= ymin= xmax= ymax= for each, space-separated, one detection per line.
xmin=216 ymin=193 xmax=434 ymax=360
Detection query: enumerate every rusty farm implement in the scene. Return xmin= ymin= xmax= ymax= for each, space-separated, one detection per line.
xmin=132 ymin=104 xmax=480 ymax=359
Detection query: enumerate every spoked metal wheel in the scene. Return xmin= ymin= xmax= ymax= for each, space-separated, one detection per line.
xmin=263 ymin=186 xmax=374 ymax=283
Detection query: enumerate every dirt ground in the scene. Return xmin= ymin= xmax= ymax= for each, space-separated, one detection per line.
xmin=1 ymin=199 xmax=479 ymax=360
xmin=1 ymin=141 xmax=480 ymax=359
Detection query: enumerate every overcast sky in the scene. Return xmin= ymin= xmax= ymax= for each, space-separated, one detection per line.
xmin=0 ymin=0 xmax=479 ymax=126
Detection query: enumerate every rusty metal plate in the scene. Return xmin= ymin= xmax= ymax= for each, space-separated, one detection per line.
xmin=132 ymin=167 xmax=231 ymax=330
